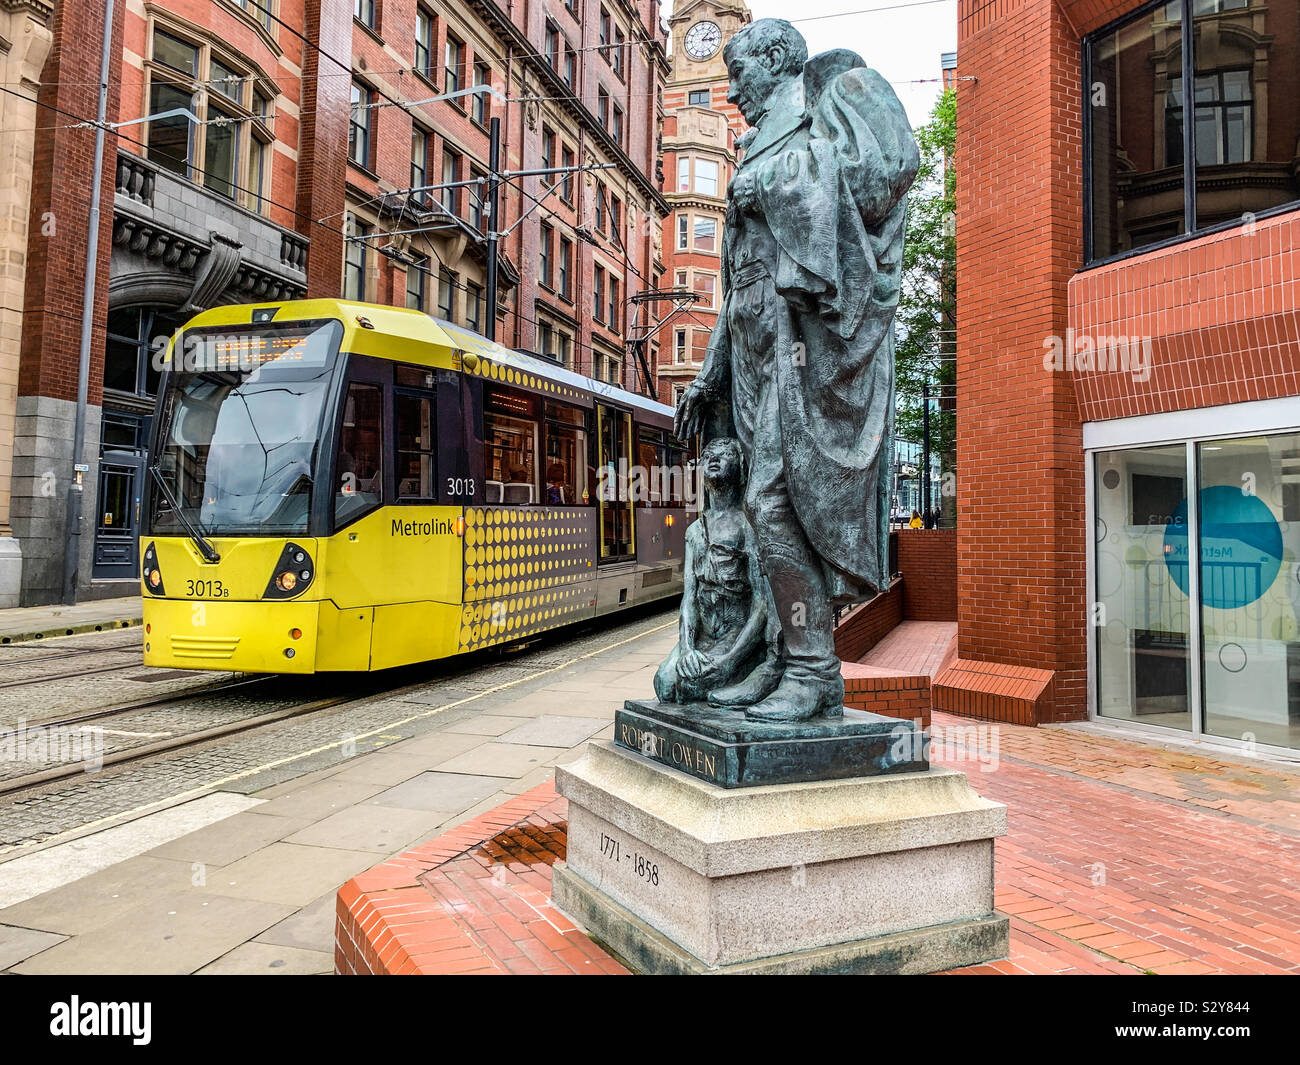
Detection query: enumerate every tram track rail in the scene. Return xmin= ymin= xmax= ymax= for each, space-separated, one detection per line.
xmin=0 ymin=599 xmax=680 ymax=803
xmin=0 ymin=675 xmax=333 ymax=797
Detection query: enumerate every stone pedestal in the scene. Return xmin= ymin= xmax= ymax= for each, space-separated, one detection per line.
xmin=552 ymin=741 xmax=1009 ymax=974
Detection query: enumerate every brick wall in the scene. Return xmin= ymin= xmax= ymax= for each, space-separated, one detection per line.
xmin=842 ymin=663 xmax=931 ymax=730
xmin=953 ymin=0 xmax=1088 ymax=722
xmin=19 ymin=0 xmax=123 ymax=406
xmin=298 ymin=0 xmax=350 ymax=298
xmin=1068 ymin=211 xmax=1300 ymax=421
xmin=954 ymin=0 xmax=1300 ymax=726
xmin=896 ymin=529 xmax=957 ymax=622
xmin=833 ymin=576 xmax=903 ymax=661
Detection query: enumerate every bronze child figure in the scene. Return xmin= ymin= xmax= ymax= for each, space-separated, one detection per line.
xmin=654 ymin=438 xmax=769 ymax=706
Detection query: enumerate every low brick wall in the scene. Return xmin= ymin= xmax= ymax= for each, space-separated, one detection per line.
xmin=336 ymin=782 xmax=627 ymax=975
xmin=932 ymin=658 xmax=1055 ymax=726
xmin=833 ymin=577 xmax=903 ymax=661
xmin=841 ymin=661 xmax=931 ymax=729
xmin=897 ymin=529 xmax=957 ymax=621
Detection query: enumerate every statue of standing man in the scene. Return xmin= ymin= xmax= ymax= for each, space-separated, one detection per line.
xmin=674 ymin=19 xmax=919 ymax=722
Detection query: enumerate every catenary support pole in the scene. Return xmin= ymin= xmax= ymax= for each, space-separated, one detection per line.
xmin=921 ymin=377 xmax=932 ymax=529
xmin=63 ymin=0 xmax=116 ymax=604
xmin=484 ymin=116 xmax=501 ymax=342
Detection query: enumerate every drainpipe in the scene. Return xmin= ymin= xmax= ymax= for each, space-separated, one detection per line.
xmin=62 ymin=0 xmax=115 ymax=604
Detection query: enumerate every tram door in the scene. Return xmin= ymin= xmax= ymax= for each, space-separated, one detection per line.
xmin=92 ymin=449 xmax=146 ymax=579
xmin=596 ymin=404 xmax=634 ymax=561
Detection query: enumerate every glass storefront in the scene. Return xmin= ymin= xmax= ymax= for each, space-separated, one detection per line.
xmin=1093 ymin=430 xmax=1300 ymax=752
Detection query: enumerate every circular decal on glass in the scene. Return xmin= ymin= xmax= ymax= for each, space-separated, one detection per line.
xmin=1164 ymin=487 xmax=1283 ymax=609
xmin=1217 ymin=642 xmax=1247 ymax=673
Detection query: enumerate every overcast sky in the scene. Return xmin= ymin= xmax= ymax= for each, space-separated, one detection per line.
xmin=665 ymin=0 xmax=959 ymax=127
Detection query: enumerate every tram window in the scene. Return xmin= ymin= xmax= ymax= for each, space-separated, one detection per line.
xmin=396 ymin=392 xmax=436 ymax=499
xmin=544 ymin=402 xmax=591 ymax=506
xmin=637 ymin=426 xmax=666 ymax=506
xmin=633 ymin=426 xmax=691 ymax=508
xmin=395 ymin=365 xmax=435 ymax=389
xmin=483 ymin=387 xmax=538 ymax=505
xmin=597 ymin=405 xmax=634 ymax=559
xmin=336 ymin=382 xmax=383 ymax=524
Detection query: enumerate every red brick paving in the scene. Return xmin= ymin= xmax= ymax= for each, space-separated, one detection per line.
xmin=338 ymin=709 xmax=1300 ymax=975
xmin=859 ymin=620 xmax=957 ymax=678
xmin=336 ymin=784 xmax=628 ymax=975
xmin=931 ymin=710 xmax=1300 ymax=974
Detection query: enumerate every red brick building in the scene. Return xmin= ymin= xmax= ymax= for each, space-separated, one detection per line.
xmin=653 ymin=0 xmax=748 ymax=406
xmin=946 ymin=0 xmax=1300 ymax=756
xmin=14 ymin=0 xmax=668 ymax=605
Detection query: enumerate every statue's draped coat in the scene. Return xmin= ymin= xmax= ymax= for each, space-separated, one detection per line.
xmin=712 ymin=53 xmax=919 ymax=602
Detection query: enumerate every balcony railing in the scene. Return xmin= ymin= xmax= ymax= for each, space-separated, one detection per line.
xmin=114 ymin=149 xmax=308 ymax=278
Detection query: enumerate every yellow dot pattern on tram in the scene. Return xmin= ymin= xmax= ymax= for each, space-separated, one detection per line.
xmin=460 ymin=355 xmax=587 ymax=400
xmin=458 ymin=506 xmax=599 ymax=652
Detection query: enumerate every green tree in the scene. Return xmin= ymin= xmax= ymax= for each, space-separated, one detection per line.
xmin=894 ymin=88 xmax=956 ymax=525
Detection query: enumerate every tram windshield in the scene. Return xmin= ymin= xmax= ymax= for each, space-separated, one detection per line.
xmin=149 ymin=320 xmax=343 ymax=537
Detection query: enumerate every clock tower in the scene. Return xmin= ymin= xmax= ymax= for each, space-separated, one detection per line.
xmin=655 ymin=1 xmax=751 ymax=406
xmin=666 ymin=1 xmax=751 ymax=91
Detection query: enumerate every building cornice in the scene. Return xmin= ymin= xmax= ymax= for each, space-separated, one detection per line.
xmin=0 ymin=1 xmax=54 ymax=22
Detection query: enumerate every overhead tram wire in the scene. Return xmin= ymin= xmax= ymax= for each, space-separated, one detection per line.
xmin=0 ymin=0 xmax=960 ymax=96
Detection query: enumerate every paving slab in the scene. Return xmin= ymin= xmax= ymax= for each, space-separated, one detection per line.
xmin=325 ymin=751 xmax=450 ymax=787
xmin=379 ymin=729 xmax=486 ymax=763
xmin=368 ymin=771 xmax=514 ymax=812
xmin=148 ymin=811 xmax=310 ymax=867
xmin=250 ymin=777 xmax=389 ymax=821
xmin=11 ymin=890 xmax=294 ymax=975
xmin=0 ymin=924 xmax=66 ymax=969
xmin=0 ymin=855 xmax=195 ymax=936
xmin=441 ymin=714 xmax=524 ymax=737
xmin=198 ymin=843 xmax=379 ymax=908
xmin=0 ymin=792 xmax=263 ymax=909
xmin=433 ymin=740 xmax=569 ymax=778
xmin=0 ymin=595 xmax=141 ymax=643
xmin=491 ymin=694 xmax=622 ymax=718
xmin=196 ymin=941 xmax=333 ymax=975
xmin=282 ymin=803 xmax=445 ymax=854
xmin=502 ymin=766 xmax=560 ymax=796
xmin=497 ymin=714 xmax=608 ymax=748
xmin=252 ymin=890 xmax=337 ymax=953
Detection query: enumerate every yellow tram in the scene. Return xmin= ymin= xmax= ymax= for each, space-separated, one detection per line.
xmin=140 ymin=300 xmax=694 ymax=673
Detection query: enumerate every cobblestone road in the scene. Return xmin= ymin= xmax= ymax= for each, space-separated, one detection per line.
xmin=0 ymin=630 xmax=233 ymax=725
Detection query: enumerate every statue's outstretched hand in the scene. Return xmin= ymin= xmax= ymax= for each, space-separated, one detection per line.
xmin=674 ymin=378 xmax=712 ymax=442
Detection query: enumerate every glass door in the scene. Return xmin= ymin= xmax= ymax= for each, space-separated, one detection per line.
xmin=1196 ymin=434 xmax=1300 ymax=750
xmin=1093 ymin=445 xmax=1194 ymax=729
xmin=93 ymin=450 xmax=146 ymax=579
xmin=1093 ymin=431 xmax=1300 ymax=755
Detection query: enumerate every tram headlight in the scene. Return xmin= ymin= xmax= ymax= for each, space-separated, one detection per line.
xmin=264 ymin=542 xmax=314 ymax=600
xmin=142 ymin=543 xmax=165 ymax=596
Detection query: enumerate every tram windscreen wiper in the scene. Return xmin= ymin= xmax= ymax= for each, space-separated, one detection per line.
xmin=149 ymin=465 xmax=221 ymax=563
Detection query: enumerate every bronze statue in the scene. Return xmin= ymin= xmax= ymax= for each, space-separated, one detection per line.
xmin=654 ymin=438 xmax=771 ymax=705
xmin=674 ymin=19 xmax=919 ymax=722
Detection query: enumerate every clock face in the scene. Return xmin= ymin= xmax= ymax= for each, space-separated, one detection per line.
xmin=684 ymin=21 xmax=722 ymax=60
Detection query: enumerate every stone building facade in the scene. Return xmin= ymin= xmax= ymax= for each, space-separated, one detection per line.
xmin=0 ymin=0 xmax=53 ymax=605
xmin=11 ymin=0 xmax=668 ymax=605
